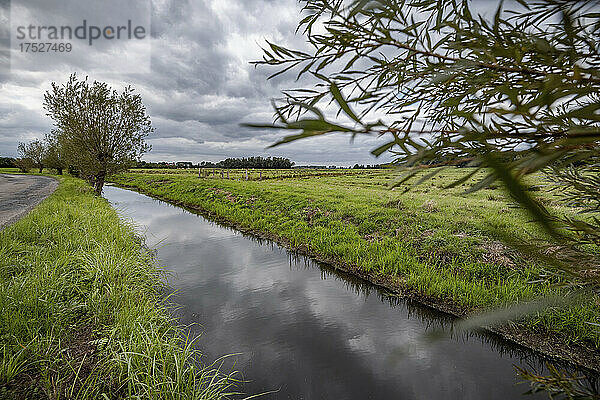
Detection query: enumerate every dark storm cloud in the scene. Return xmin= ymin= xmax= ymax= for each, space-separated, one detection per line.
xmin=0 ymin=0 xmax=497 ymax=165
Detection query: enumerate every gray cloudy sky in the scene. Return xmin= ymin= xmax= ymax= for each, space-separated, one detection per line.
xmin=0 ymin=0 xmax=393 ymax=166
xmin=1 ymin=0 xmax=502 ymax=165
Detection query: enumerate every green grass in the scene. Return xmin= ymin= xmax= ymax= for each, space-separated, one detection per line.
xmin=129 ymin=167 xmax=376 ymax=181
xmin=111 ymin=167 xmax=600 ymax=349
xmin=0 ymin=176 xmax=239 ymax=399
xmin=0 ymin=168 xmax=54 ymax=175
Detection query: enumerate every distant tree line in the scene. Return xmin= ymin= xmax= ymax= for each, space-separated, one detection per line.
xmin=134 ymin=161 xmax=183 ymax=169
xmin=213 ymin=157 xmax=294 ymax=169
xmin=132 ymin=157 xmax=295 ymax=170
xmin=0 ymin=157 xmax=16 ymax=168
xmin=352 ymin=164 xmax=387 ymax=169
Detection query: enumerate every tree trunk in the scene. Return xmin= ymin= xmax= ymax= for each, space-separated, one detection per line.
xmin=94 ymin=171 xmax=106 ymax=196
xmin=57 ymin=168 xmax=63 ymax=175
xmin=39 ymin=166 xmax=43 ymax=173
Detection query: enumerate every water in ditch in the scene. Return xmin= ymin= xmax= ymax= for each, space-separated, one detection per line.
xmin=105 ymin=185 xmax=587 ymax=399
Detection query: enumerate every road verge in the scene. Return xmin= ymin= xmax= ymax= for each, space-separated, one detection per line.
xmin=0 ymin=177 xmax=238 ymax=399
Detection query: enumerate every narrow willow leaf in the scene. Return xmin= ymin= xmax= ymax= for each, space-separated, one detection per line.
xmin=330 ymin=83 xmax=362 ymax=124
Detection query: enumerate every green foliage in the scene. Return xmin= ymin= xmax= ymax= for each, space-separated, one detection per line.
xmin=11 ymin=158 xmax=33 ymax=173
xmin=43 ymin=130 xmax=67 ymax=174
xmin=210 ymin=156 xmax=294 ymax=169
xmin=0 ymin=158 xmax=15 ymax=169
xmin=17 ymin=140 xmax=46 ymax=173
xmin=252 ymin=0 xmax=600 ymax=282
xmin=0 ymin=177 xmax=238 ymax=398
xmin=517 ymin=363 xmax=600 ymax=398
xmin=43 ymin=73 xmax=153 ymax=195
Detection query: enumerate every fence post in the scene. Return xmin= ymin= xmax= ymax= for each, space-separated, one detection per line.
xmin=226 ymin=170 xmax=229 ymax=179
xmin=245 ymin=169 xmax=248 ymax=181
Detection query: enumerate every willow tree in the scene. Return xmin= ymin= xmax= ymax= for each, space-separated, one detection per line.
xmin=43 ymin=74 xmax=152 ymax=195
xmin=17 ymin=139 xmax=46 ymax=173
xmin=252 ymin=0 xmax=600 ymax=279
xmin=43 ymin=130 xmax=67 ymax=175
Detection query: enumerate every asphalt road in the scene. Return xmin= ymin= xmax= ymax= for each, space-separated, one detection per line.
xmin=0 ymin=174 xmax=58 ymax=231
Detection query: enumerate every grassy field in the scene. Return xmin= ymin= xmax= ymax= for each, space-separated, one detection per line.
xmin=129 ymin=167 xmax=377 ymax=180
xmin=0 ymin=175 xmax=238 ymax=399
xmin=111 ymin=167 xmax=600 ymax=353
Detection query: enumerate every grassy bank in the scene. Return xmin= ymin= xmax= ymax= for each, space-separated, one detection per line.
xmin=0 ymin=176 xmax=237 ymax=399
xmin=111 ymin=168 xmax=600 ymax=364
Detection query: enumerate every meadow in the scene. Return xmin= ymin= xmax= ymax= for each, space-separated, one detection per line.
xmin=111 ymin=167 xmax=600 ymax=363
xmin=129 ymin=167 xmax=373 ymax=180
xmin=0 ymin=175 xmax=238 ymax=399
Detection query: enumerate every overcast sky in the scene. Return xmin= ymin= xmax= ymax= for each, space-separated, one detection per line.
xmin=0 ymin=0 xmax=392 ymax=166
xmin=0 ymin=0 xmax=502 ymax=166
